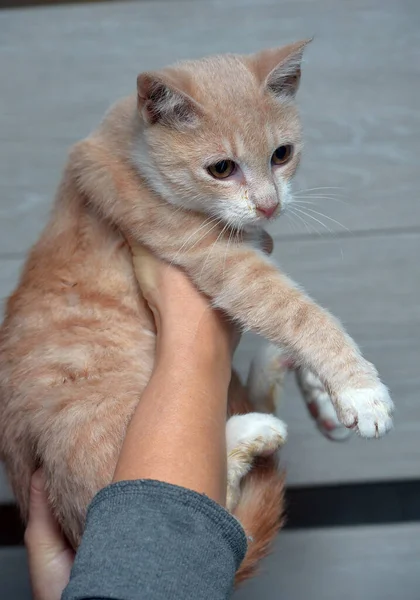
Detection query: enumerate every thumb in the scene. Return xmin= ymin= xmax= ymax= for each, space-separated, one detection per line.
xmin=25 ymin=469 xmax=68 ymax=554
xmin=129 ymin=242 xmax=160 ymax=296
xmin=128 ymin=242 xmax=164 ymax=328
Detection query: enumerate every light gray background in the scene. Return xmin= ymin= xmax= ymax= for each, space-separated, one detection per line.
xmin=0 ymin=0 xmax=419 ymax=598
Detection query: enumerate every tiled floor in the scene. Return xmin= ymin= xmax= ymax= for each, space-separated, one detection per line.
xmin=0 ymin=0 xmax=419 ymax=597
xmin=4 ymin=523 xmax=420 ymax=600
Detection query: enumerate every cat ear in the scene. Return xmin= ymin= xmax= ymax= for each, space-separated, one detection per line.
xmin=137 ymin=71 xmax=203 ymax=127
xmin=253 ymin=39 xmax=312 ymax=99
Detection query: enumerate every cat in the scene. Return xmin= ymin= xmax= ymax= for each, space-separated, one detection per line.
xmin=248 ymin=344 xmax=354 ymax=441
xmin=0 ymin=40 xmax=394 ymax=583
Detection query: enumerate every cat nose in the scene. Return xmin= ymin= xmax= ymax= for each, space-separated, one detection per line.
xmin=256 ymin=203 xmax=279 ymax=219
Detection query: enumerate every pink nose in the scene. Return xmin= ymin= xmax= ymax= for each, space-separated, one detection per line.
xmin=256 ymin=203 xmax=279 ymax=219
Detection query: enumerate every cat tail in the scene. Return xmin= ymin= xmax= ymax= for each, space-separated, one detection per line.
xmin=233 ymin=456 xmax=285 ymax=585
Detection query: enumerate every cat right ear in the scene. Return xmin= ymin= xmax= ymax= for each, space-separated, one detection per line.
xmin=253 ymin=39 xmax=312 ymax=99
xmin=137 ymin=72 xmax=203 ymax=128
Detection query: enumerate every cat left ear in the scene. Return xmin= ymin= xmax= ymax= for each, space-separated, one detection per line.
xmin=253 ymin=39 xmax=312 ymax=99
xmin=137 ymin=71 xmax=202 ymax=128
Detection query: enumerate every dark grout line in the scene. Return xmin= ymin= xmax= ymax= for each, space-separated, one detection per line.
xmin=284 ymin=479 xmax=420 ymax=530
xmin=0 ymin=505 xmax=24 ymax=546
xmin=2 ymin=479 xmax=420 ymax=545
xmin=0 ymin=0 xmax=196 ymax=9
xmin=0 ymin=0 xmax=128 ymax=9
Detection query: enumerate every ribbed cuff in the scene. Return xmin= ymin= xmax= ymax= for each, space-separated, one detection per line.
xmin=62 ymin=479 xmax=247 ymax=600
xmin=89 ymin=480 xmax=247 ymax=569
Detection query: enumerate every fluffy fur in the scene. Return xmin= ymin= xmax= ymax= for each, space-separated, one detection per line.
xmin=0 ymin=42 xmax=393 ymax=584
xmin=248 ymin=344 xmax=353 ymax=440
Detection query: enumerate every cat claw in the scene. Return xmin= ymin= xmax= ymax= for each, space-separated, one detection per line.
xmin=335 ymin=383 xmax=394 ymax=438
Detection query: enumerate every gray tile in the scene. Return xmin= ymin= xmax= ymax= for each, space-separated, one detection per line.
xmin=234 ymin=231 xmax=420 ymax=486
xmin=0 ymin=466 xmax=13 ymax=503
xmin=0 ymin=258 xmax=24 ymax=503
xmin=2 ymin=524 xmax=420 ymax=600
xmin=235 ymin=523 xmax=420 ymax=600
xmin=0 ymin=0 xmax=419 ymax=253
xmin=0 ymin=258 xmax=24 ymax=304
xmin=0 ymin=548 xmax=31 ymax=600
xmin=1 ymin=0 xmax=419 ymax=497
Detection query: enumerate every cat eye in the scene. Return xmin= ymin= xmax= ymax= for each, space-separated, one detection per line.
xmin=271 ymin=145 xmax=293 ymax=166
xmin=207 ymin=160 xmax=236 ymax=179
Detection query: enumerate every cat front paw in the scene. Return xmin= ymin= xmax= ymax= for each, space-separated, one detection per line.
xmin=296 ymin=367 xmax=352 ymax=442
xmin=336 ymin=383 xmax=394 ymax=438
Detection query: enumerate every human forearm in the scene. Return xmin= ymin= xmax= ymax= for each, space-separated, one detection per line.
xmin=112 ymin=326 xmax=231 ymax=505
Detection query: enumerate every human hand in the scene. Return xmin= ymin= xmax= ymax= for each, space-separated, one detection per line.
xmin=129 ymin=230 xmax=273 ymax=336
xmin=129 ymin=243 xmax=240 ymax=367
xmin=25 ymin=470 xmax=74 ymax=600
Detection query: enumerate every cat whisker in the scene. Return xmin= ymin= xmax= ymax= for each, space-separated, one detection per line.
xmin=238 ymin=220 xmax=245 ymax=244
xmin=291 ymin=206 xmax=334 ymax=235
xmin=223 ymin=226 xmax=234 ymax=278
xmin=190 ymin=220 xmax=224 ymax=253
xmin=170 ymin=217 xmax=219 ymax=265
xmin=286 ymin=210 xmax=303 ymax=234
xmin=199 ymin=221 xmax=230 ymax=281
xmin=284 ymin=212 xmax=297 ymax=233
xmin=295 ymin=193 xmax=345 ymax=199
xmin=294 ymin=186 xmax=346 ymax=194
xmin=295 ymin=206 xmax=351 ymax=233
xmin=294 ymin=185 xmax=349 ymax=205
xmin=294 ymin=194 xmax=349 ymax=205
xmin=293 ymin=199 xmax=344 ymax=211
xmin=292 ymin=200 xmax=318 ymax=206
xmin=169 ymin=204 xmax=189 ymax=216
xmin=288 ymin=206 xmax=318 ymax=235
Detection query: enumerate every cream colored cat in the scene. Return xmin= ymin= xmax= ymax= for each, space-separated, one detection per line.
xmin=0 ymin=41 xmax=393 ymax=583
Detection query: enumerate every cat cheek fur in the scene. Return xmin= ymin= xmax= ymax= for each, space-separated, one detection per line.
xmin=133 ymin=137 xmax=251 ymax=223
xmin=278 ymin=179 xmax=294 ymax=209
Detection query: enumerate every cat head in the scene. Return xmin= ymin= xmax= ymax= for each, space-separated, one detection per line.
xmin=133 ymin=41 xmax=310 ymax=229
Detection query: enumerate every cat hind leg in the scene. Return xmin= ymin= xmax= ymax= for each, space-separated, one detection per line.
xmin=246 ymin=343 xmax=291 ymax=414
xmin=225 ymin=412 xmax=287 ymax=512
xmin=296 ymin=366 xmax=353 ymax=441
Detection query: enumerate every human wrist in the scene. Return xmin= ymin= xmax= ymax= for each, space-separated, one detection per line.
xmin=156 ymin=323 xmax=232 ymax=384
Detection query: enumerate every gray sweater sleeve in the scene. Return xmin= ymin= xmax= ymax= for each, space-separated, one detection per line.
xmin=61 ymin=480 xmax=247 ymax=600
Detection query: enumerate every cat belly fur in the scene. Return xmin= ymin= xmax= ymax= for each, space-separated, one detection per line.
xmin=0 ymin=199 xmax=156 ymax=545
